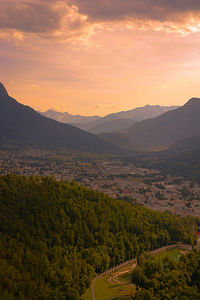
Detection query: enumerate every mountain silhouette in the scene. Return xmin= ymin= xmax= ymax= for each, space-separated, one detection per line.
xmin=0 ymin=82 xmax=8 ymax=97
xmin=0 ymin=82 xmax=123 ymax=153
xmin=125 ymin=98 xmax=200 ymax=149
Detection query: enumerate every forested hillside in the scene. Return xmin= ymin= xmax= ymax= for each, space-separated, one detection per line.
xmin=0 ymin=175 xmax=197 ymax=299
xmin=132 ymin=250 xmax=200 ymax=299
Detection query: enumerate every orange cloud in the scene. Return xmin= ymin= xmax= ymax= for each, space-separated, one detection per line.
xmin=94 ymin=104 xmax=119 ymax=109
xmin=0 ymin=0 xmax=93 ymax=42
xmin=71 ymin=0 xmax=200 ymax=35
xmin=71 ymin=0 xmax=200 ymax=22
xmin=1 ymin=0 xmax=200 ymax=44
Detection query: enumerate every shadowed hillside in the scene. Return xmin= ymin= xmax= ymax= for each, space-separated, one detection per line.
xmin=125 ymin=98 xmax=200 ymax=149
xmin=0 ymin=82 xmax=123 ymax=154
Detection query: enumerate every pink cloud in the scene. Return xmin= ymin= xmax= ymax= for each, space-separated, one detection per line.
xmin=1 ymin=0 xmax=200 ymax=43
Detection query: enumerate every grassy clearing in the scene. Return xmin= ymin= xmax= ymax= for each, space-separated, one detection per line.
xmin=154 ymin=249 xmax=183 ymax=263
xmin=117 ymin=271 xmax=133 ymax=284
xmin=82 ymin=274 xmax=135 ymax=300
xmin=112 ymin=296 xmax=132 ymax=300
xmin=82 ymin=286 xmax=93 ymax=300
xmin=94 ymin=276 xmax=135 ymax=300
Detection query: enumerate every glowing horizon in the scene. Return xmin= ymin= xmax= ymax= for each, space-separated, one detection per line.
xmin=1 ymin=0 xmax=200 ymax=116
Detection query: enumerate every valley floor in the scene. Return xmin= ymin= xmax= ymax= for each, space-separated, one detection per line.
xmin=1 ymin=149 xmax=200 ymax=216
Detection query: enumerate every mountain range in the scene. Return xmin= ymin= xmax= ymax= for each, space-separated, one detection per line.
xmin=1 ymin=81 xmax=200 ymax=154
xmin=0 ymin=82 xmax=123 ymax=154
xmin=123 ymin=98 xmax=200 ymax=150
xmin=41 ymin=109 xmax=100 ymax=125
xmin=98 ymin=98 xmax=200 ymax=153
xmin=41 ymin=105 xmax=179 ymax=134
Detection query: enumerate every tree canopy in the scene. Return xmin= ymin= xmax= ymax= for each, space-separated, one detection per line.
xmin=0 ymin=174 xmax=197 ymax=299
xmin=132 ymin=251 xmax=200 ymax=299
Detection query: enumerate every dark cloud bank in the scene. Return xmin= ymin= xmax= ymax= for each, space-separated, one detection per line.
xmin=71 ymin=0 xmax=200 ymax=21
xmin=0 ymin=0 xmax=200 ymax=38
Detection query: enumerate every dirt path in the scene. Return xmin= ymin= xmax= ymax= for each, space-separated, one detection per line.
xmin=91 ymin=276 xmax=98 ymax=300
xmin=109 ymin=275 xmax=123 ymax=285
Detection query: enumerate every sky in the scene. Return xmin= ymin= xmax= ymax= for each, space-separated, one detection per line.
xmin=1 ymin=0 xmax=200 ymax=116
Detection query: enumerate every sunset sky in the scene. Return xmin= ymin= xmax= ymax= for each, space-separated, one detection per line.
xmin=1 ymin=0 xmax=200 ymax=116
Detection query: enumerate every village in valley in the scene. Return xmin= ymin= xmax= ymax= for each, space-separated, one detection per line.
xmin=1 ymin=149 xmax=200 ymax=216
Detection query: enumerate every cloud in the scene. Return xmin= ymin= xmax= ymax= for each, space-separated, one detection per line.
xmin=0 ymin=0 xmax=93 ymax=42
xmin=70 ymin=0 xmax=200 ymax=35
xmin=1 ymin=0 xmax=200 ymax=43
xmin=71 ymin=0 xmax=200 ymax=21
xmin=0 ymin=0 xmax=65 ymax=34
xmin=94 ymin=104 xmax=119 ymax=109
xmin=0 ymin=29 xmax=25 ymax=43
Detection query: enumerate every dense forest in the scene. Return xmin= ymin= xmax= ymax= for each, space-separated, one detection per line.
xmin=0 ymin=175 xmax=198 ymax=299
xmin=132 ymin=250 xmax=200 ymax=299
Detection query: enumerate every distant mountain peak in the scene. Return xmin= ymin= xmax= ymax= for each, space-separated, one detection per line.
xmin=183 ymin=98 xmax=200 ymax=111
xmin=0 ymin=82 xmax=8 ymax=97
xmin=46 ymin=109 xmax=56 ymax=113
xmin=186 ymin=97 xmax=200 ymax=105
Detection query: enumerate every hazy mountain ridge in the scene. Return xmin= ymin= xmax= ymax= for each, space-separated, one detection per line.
xmin=99 ymin=104 xmax=179 ymax=122
xmin=0 ymin=82 xmax=124 ymax=154
xmin=41 ymin=109 xmax=101 ymax=125
xmin=41 ymin=104 xmax=179 ymax=134
xmin=124 ymin=98 xmax=200 ymax=149
xmin=2 ymin=81 xmax=199 ymax=154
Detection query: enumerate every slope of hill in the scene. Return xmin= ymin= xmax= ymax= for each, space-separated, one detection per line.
xmin=99 ymin=132 xmax=142 ymax=151
xmin=0 ymin=82 xmax=8 ymax=97
xmin=125 ymin=98 xmax=200 ymax=149
xmin=0 ymin=174 xmax=194 ymax=299
xmin=170 ymin=136 xmax=200 ymax=153
xmin=0 ymin=82 xmax=123 ymax=154
xmin=152 ymin=146 xmax=200 ymax=182
xmin=89 ymin=118 xmax=135 ymax=134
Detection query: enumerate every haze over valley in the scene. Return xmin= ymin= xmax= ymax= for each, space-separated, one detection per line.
xmin=41 ymin=104 xmax=179 ymax=134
